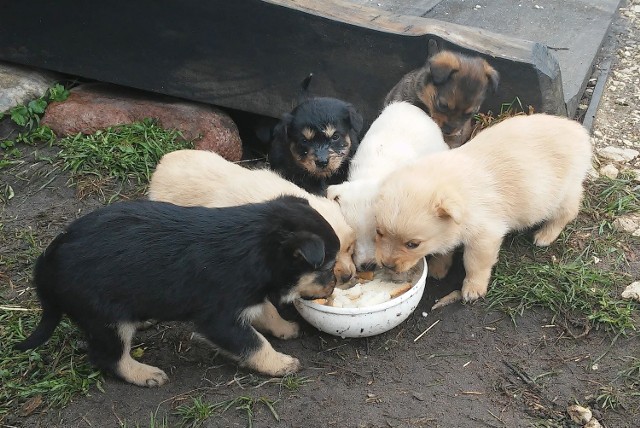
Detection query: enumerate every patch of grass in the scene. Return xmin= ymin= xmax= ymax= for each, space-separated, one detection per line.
xmin=486 ymin=175 xmax=640 ymax=335
xmin=119 ymin=412 xmax=170 ymax=428
xmin=1 ymin=83 xmax=68 ymax=158
xmin=54 ymin=118 xmax=194 ymax=195
xmin=0 ymin=308 xmax=102 ymax=423
xmin=279 ymin=374 xmax=312 ymax=392
xmin=174 ymin=395 xmax=279 ymax=428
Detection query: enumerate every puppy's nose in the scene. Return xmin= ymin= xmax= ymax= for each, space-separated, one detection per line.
xmin=382 ymin=261 xmax=396 ymax=271
xmin=441 ymin=123 xmax=456 ymax=134
xmin=315 ymin=158 xmax=329 ymax=168
xmin=340 ymin=272 xmax=354 ymax=283
xmin=358 ymin=261 xmax=377 ymax=272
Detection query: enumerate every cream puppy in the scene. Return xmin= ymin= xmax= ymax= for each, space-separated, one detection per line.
xmin=374 ymin=114 xmax=592 ymax=302
xmin=327 ymin=102 xmax=447 ymax=271
xmin=149 ymin=150 xmax=356 ymax=284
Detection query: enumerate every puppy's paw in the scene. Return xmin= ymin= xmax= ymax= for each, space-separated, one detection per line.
xmin=118 ymin=359 xmax=169 ymax=388
xmin=273 ymin=354 xmax=302 ymax=377
xmin=144 ymin=369 xmax=170 ymax=387
xmin=533 ymin=228 xmax=559 ymax=247
xmin=254 ymin=352 xmax=301 ymax=377
xmin=273 ymin=321 xmax=300 ymax=340
xmin=461 ymin=279 xmax=488 ymax=303
xmin=428 ymin=254 xmax=453 ymax=279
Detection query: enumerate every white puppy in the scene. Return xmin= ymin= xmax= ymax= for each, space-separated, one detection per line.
xmin=374 ymin=114 xmax=592 ymax=302
xmin=148 ymin=150 xmax=356 ymax=284
xmin=327 ymin=102 xmax=447 ymax=271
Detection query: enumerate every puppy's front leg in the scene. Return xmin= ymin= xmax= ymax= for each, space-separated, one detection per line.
xmin=251 ymin=300 xmax=300 ymax=340
xmin=461 ymin=235 xmax=502 ymax=302
xmin=428 ymin=252 xmax=454 ymax=279
xmin=197 ymin=321 xmax=301 ymax=377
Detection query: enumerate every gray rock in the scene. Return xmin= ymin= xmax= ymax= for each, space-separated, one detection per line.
xmin=599 ymin=164 xmax=619 ymax=179
xmin=597 ymin=146 xmax=639 ymax=162
xmin=0 ymin=61 xmax=62 ymax=114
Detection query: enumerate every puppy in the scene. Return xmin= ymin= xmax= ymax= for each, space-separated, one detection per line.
xmin=148 ymin=149 xmax=356 ymax=284
xmin=374 ymin=114 xmax=592 ymax=302
xmin=384 ymin=49 xmax=499 ymax=149
xmin=327 ymin=102 xmax=448 ymax=271
xmin=15 ymin=197 xmax=339 ymax=386
xmin=268 ymin=95 xmax=364 ymax=195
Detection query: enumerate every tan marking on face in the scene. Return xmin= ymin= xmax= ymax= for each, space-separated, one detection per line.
xmin=375 ymin=232 xmax=424 ymax=274
xmin=242 ymin=331 xmax=301 ymax=376
xmin=334 ymin=238 xmax=356 ymax=284
xmin=116 ymin=322 xmax=169 ymax=387
xmin=302 ymin=127 xmax=315 ymax=140
xmin=322 ymin=124 xmax=337 ymax=138
xmin=430 ymin=51 xmax=462 ymax=72
xmin=297 ymin=154 xmax=318 ymax=174
xmin=281 ymin=272 xmax=336 ymax=303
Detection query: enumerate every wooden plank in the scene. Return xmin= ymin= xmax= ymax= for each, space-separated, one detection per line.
xmin=346 ymin=0 xmax=444 ymax=17
xmin=0 ymin=0 xmax=565 ymax=128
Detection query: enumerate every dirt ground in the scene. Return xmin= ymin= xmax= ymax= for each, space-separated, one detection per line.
xmin=2 ymin=138 xmax=638 ymax=428
xmin=3 ymin=4 xmax=640 ymax=428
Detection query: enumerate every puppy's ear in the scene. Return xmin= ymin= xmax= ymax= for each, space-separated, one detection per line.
xmin=291 ymin=233 xmax=326 ymax=269
xmin=326 ymin=184 xmax=343 ymax=203
xmin=483 ymin=61 xmax=500 ymax=92
xmin=426 ymin=52 xmax=460 ymax=85
xmin=426 ymin=39 xmax=440 ymax=61
xmin=273 ymin=113 xmax=294 ymax=141
xmin=434 ymin=196 xmax=463 ymax=224
xmin=347 ymin=105 xmax=364 ymax=134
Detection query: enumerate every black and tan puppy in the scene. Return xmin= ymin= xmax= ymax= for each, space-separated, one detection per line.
xmin=269 ymin=79 xmax=364 ymax=195
xmin=15 ymin=196 xmax=339 ymax=387
xmin=384 ymin=47 xmax=499 ymax=148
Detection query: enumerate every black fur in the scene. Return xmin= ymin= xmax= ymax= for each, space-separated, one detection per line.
xmin=15 ymin=197 xmax=339 ymax=380
xmin=269 ymin=94 xmax=363 ymax=196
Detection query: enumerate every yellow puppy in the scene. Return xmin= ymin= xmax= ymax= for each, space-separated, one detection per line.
xmin=374 ymin=114 xmax=592 ymax=302
xmin=149 ymin=150 xmax=356 ymax=284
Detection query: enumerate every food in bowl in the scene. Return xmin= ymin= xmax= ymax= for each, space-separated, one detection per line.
xmin=294 ymin=259 xmax=427 ymax=338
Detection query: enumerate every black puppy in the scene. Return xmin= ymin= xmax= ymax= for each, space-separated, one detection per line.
xmin=15 ymin=196 xmax=339 ymax=387
xmin=268 ymin=77 xmax=364 ymax=195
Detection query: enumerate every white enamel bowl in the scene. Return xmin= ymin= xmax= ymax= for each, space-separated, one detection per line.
xmin=294 ymin=258 xmax=427 ymax=338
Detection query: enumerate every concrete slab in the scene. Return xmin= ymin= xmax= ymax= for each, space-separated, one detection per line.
xmin=353 ymin=0 xmax=622 ymax=116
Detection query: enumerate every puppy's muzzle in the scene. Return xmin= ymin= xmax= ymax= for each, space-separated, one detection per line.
xmin=358 ymin=261 xmax=377 ymax=272
xmin=441 ymin=123 xmax=463 ymax=137
xmin=314 ymin=147 xmax=330 ymax=169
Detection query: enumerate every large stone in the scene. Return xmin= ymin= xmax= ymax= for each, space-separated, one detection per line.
xmin=599 ymin=164 xmax=619 ymax=179
xmin=0 ymin=61 xmax=62 ymax=114
xmin=597 ymin=146 xmax=639 ymax=163
xmin=42 ymin=83 xmax=242 ymax=161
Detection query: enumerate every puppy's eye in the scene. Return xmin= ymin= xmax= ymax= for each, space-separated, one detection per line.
xmin=405 ymin=241 xmax=420 ymax=249
xmin=376 ymin=228 xmax=383 ymax=237
xmin=436 ymin=100 xmax=450 ymax=112
xmin=302 ymin=138 xmax=310 ymax=144
xmin=331 ymin=134 xmax=340 ymax=141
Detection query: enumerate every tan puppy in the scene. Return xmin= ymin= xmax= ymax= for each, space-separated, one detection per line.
xmin=148 ymin=150 xmax=356 ymax=284
xmin=374 ymin=114 xmax=592 ymax=302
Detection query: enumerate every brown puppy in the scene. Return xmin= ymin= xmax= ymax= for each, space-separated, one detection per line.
xmin=374 ymin=114 xmax=592 ymax=302
xmin=149 ymin=150 xmax=356 ymax=285
xmin=384 ymin=49 xmax=499 ymax=148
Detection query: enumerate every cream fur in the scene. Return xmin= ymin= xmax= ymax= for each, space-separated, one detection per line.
xmin=374 ymin=113 xmax=592 ymax=302
xmin=327 ymin=102 xmax=447 ymax=270
xmin=148 ymin=150 xmax=356 ymax=282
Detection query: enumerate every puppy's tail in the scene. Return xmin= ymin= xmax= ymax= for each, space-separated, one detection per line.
xmin=13 ymin=305 xmax=62 ymax=351
xmin=14 ymin=234 xmax=65 ymax=351
xmin=297 ymin=73 xmax=313 ymax=105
